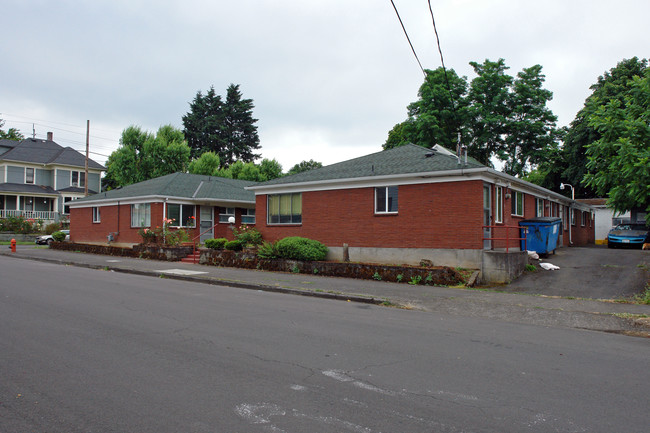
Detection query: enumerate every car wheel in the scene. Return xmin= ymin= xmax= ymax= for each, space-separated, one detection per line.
xmin=46 ymin=238 xmax=53 ymax=246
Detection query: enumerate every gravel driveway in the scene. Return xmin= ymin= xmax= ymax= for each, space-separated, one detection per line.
xmin=499 ymin=246 xmax=649 ymax=299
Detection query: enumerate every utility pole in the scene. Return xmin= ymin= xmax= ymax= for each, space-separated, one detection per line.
xmin=85 ymin=120 xmax=89 ymax=196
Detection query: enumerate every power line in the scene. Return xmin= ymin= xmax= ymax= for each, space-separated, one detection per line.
xmin=427 ymin=0 xmax=458 ymax=124
xmin=390 ymin=0 xmax=426 ymax=78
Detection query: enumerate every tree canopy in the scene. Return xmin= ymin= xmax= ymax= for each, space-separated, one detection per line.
xmin=541 ymin=57 xmax=649 ymax=198
xmin=182 ymin=84 xmax=261 ymax=167
xmin=287 ymin=159 xmax=323 ymax=176
xmin=384 ymin=59 xmax=560 ymax=177
xmin=583 ymin=68 xmax=650 ymax=220
xmin=215 ymin=158 xmax=283 ymax=182
xmin=103 ymin=125 xmax=190 ymax=189
xmin=0 ymin=118 xmax=24 ymax=141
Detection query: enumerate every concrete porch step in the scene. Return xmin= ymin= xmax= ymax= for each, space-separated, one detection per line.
xmin=180 ymin=252 xmax=201 ymax=264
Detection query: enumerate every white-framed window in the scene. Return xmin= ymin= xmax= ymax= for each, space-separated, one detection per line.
xmin=92 ymin=207 xmax=100 ymax=223
xmin=219 ymin=207 xmax=236 ymax=223
xmin=131 ymin=203 xmax=151 ymax=227
xmin=511 ymin=191 xmax=524 ymax=217
xmin=571 ymin=208 xmax=575 ymax=226
xmin=241 ymin=208 xmax=256 ymax=224
xmin=581 ymin=211 xmax=586 ymax=227
xmin=495 ymin=186 xmax=503 ymax=223
xmin=560 ymin=205 xmax=566 ymax=230
xmin=71 ymin=171 xmax=85 ymax=187
xmin=25 ymin=167 xmax=35 ymax=184
xmin=375 ymin=186 xmax=398 ymax=214
xmin=267 ymin=193 xmax=302 ymax=224
xmin=167 ymin=204 xmax=196 ymax=227
xmin=535 ymin=198 xmax=544 ymax=217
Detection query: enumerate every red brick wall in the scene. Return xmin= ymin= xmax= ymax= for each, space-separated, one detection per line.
xmin=256 ymin=180 xmax=485 ymax=249
xmin=70 ymin=203 xmax=253 ymax=244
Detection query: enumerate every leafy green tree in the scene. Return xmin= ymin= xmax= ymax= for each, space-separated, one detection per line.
xmin=503 ymin=65 xmax=562 ymax=177
xmin=384 ymin=60 xmax=560 ymax=176
xmin=216 ymin=158 xmax=283 ymax=182
xmin=550 ymin=57 xmax=648 ymax=198
xmin=287 ymin=159 xmax=323 ymax=176
xmin=384 ymin=67 xmax=468 ymax=151
xmin=182 ymin=84 xmax=260 ymax=167
xmin=259 ymin=158 xmax=283 ymax=180
xmin=188 ymin=152 xmax=221 ymax=176
xmin=584 ymin=69 xmax=650 ymax=220
xmin=466 ymin=58 xmax=513 ymax=166
xmin=103 ymin=125 xmax=190 ymax=188
xmin=0 ymin=118 xmax=24 ymax=140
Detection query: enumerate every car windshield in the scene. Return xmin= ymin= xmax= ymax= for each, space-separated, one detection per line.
xmin=614 ymin=224 xmax=648 ymax=231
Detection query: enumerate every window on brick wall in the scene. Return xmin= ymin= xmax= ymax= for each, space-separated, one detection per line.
xmin=92 ymin=207 xmax=100 ymax=223
xmin=511 ymin=191 xmax=524 ymax=216
xmin=168 ymin=204 xmax=196 ymax=227
xmin=131 ymin=203 xmax=151 ymax=227
xmin=268 ymin=193 xmax=302 ymax=224
xmin=581 ymin=210 xmax=586 ymax=227
xmin=219 ymin=207 xmax=235 ymax=223
xmin=495 ymin=186 xmax=503 ymax=223
xmin=535 ymin=198 xmax=544 ymax=217
xmin=375 ymin=186 xmax=398 ymax=214
xmin=241 ymin=208 xmax=256 ymax=224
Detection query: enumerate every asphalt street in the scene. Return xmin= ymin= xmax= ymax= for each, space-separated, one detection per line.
xmin=1 ymin=257 xmax=650 ymax=432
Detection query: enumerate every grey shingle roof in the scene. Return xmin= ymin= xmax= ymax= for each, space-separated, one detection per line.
xmin=0 ymin=182 xmax=58 ymax=195
xmin=254 ymin=144 xmax=485 ymax=187
xmin=0 ymin=138 xmax=105 ymax=170
xmin=74 ymin=173 xmax=257 ymax=204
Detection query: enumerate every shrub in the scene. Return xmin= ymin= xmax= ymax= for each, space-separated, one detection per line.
xmin=233 ymin=225 xmax=263 ymax=247
xmin=257 ymin=241 xmax=279 ymax=259
xmin=45 ymin=222 xmax=61 ymax=235
xmin=205 ymin=238 xmax=228 ymax=250
xmin=274 ymin=237 xmax=328 ymax=261
xmin=52 ymin=231 xmax=67 ymax=242
xmin=225 ymin=240 xmax=243 ymax=251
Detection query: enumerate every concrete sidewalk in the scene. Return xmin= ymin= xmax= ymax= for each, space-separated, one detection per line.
xmin=2 ymin=245 xmax=649 ymax=337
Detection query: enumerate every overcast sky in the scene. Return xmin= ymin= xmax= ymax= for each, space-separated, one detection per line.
xmin=2 ymin=0 xmax=648 ymax=171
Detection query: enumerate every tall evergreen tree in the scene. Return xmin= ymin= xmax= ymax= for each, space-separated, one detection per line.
xmin=221 ymin=84 xmax=261 ymax=166
xmin=182 ymin=84 xmax=260 ymax=168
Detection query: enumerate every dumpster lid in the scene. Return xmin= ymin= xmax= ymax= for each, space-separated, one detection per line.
xmin=519 ymin=217 xmax=562 ymax=224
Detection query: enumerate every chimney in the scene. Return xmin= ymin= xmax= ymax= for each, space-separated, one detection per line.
xmin=47 ymin=132 xmax=53 ymax=141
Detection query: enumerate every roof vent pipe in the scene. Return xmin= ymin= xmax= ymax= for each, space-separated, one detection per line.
xmin=47 ymin=132 xmax=53 ymax=141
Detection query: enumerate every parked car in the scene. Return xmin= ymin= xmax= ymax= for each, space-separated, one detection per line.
xmin=35 ymin=230 xmax=70 ymax=246
xmin=607 ymin=223 xmax=649 ymax=248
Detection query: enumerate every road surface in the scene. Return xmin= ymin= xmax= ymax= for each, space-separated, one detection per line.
xmin=1 ymin=256 xmax=648 ymax=432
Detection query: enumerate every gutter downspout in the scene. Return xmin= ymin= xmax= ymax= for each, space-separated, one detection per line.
xmin=568 ymin=205 xmax=573 ymax=246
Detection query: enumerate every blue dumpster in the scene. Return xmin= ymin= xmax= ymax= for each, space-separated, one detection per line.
xmin=519 ymin=217 xmax=562 ymax=255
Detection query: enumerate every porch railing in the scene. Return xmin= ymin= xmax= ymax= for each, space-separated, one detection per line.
xmin=483 ymin=225 xmax=527 ymax=253
xmin=0 ymin=210 xmax=58 ymax=221
xmin=190 ymin=222 xmax=222 ymax=264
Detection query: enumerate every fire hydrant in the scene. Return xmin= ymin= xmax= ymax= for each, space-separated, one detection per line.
xmin=10 ymin=238 xmax=16 ymax=253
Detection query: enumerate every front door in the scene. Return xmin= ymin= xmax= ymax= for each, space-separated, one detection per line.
xmin=199 ymin=206 xmax=214 ymax=243
xmin=483 ymin=185 xmax=492 ymax=249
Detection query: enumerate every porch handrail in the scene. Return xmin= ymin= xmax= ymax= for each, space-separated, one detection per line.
xmin=190 ymin=222 xmax=221 ymax=264
xmin=483 ymin=225 xmax=527 ymax=253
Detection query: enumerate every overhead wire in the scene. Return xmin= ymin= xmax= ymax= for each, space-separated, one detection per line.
xmin=389 ymin=0 xmax=426 ymax=78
